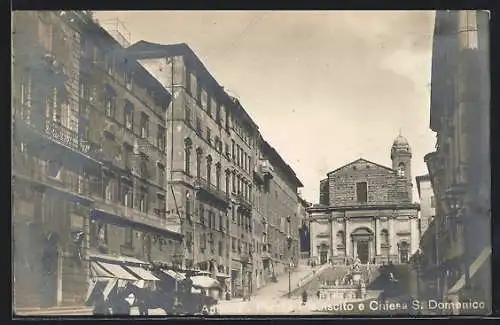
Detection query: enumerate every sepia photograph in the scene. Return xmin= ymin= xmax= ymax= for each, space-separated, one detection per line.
xmin=11 ymin=10 xmax=491 ymax=316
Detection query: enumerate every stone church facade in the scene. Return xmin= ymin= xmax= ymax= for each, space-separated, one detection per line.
xmin=307 ymin=135 xmax=420 ymax=265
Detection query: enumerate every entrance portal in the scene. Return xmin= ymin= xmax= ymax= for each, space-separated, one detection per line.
xmin=320 ymin=250 xmax=328 ymax=264
xmin=357 ymin=241 xmax=369 ymax=264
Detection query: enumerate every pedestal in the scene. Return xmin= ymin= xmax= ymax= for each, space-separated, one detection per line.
xmin=351 ymin=271 xmax=361 ymax=284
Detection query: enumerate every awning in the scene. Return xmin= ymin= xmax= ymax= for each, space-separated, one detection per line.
xmin=125 ymin=265 xmax=160 ymax=281
xmin=448 ymin=245 xmax=491 ymax=294
xmin=191 ymin=275 xmax=220 ymax=289
xmin=85 ymin=278 xmax=108 ymax=305
xmin=162 ymin=269 xmax=186 ymax=281
xmin=216 ymin=273 xmax=230 ymax=279
xmin=90 ymin=261 xmax=115 ymax=278
xmin=95 ymin=261 xmax=139 ymax=281
xmin=103 ymin=278 xmax=118 ymax=301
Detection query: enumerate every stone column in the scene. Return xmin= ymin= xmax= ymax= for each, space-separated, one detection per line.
xmin=345 ymin=217 xmax=351 ymax=257
xmin=389 ymin=215 xmax=396 ymax=256
xmin=375 ymin=218 xmax=381 ymax=255
xmin=353 ymin=239 xmax=357 ymax=258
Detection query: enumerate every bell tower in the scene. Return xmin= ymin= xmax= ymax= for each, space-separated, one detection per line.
xmin=391 ymin=132 xmax=413 ymax=200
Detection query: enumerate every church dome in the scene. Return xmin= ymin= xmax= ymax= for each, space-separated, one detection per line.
xmin=393 ymin=135 xmax=409 ymax=146
xmin=391 ymin=134 xmax=411 ymax=153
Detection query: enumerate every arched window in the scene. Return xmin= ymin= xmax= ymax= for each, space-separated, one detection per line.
xmin=215 ymin=162 xmax=221 ymax=190
xmin=336 ymin=231 xmax=345 ymax=248
xmin=397 ymin=162 xmax=405 ymax=177
xmin=184 ymin=138 xmax=192 ymax=175
xmin=206 ymin=155 xmax=212 ymax=184
xmin=196 ymin=148 xmax=203 ymax=178
xmin=399 ymin=241 xmax=410 ymax=263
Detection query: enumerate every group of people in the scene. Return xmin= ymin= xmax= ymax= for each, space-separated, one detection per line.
xmin=91 ymin=272 xmax=215 ymax=316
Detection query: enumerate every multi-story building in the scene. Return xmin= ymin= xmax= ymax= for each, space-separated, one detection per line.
xmin=298 ymin=195 xmax=312 ymax=261
xmin=125 ymin=41 xmax=303 ymax=298
xmin=417 ymin=10 xmax=491 ymax=312
xmin=307 ymin=136 xmax=420 ymax=265
xmin=253 ymin=139 xmax=303 ymax=290
xmin=12 ymin=11 xmax=182 ymax=310
xmin=415 ymin=174 xmax=436 ymax=235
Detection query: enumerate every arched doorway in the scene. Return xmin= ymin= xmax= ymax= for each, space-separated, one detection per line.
xmin=318 ymin=243 xmax=328 ymax=265
xmin=398 ymin=241 xmax=410 ymax=263
xmin=351 ymin=227 xmax=374 ymax=264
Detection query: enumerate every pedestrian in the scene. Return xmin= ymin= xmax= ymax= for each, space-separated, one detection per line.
xmin=316 ymin=290 xmax=320 ymax=300
xmin=92 ymin=293 xmax=109 ymax=316
xmin=301 ymin=290 xmax=308 ymax=305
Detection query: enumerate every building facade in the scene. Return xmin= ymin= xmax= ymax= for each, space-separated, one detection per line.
xmin=307 ymin=136 xmax=420 ymax=265
xmin=124 ymin=41 xmax=303 ymax=298
xmin=298 ymin=196 xmax=311 ymax=260
xmin=12 ymin=11 xmax=182 ymax=310
xmin=417 ymin=10 xmax=491 ymax=311
xmin=416 ymin=175 xmax=436 ymax=235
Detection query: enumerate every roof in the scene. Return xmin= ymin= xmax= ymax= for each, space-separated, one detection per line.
xmin=326 ymin=158 xmax=394 ymax=176
xmin=262 ymin=140 xmax=303 ymax=188
xmin=392 ymin=135 xmax=409 ymax=147
xmin=415 ymin=174 xmax=431 ymax=199
xmin=125 ymin=41 xmax=258 ymax=131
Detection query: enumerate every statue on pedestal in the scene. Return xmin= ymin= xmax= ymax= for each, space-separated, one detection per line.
xmin=352 ymin=256 xmax=361 ymax=272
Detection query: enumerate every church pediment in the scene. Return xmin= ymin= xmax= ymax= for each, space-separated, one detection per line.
xmin=326 ymin=158 xmax=394 ymax=176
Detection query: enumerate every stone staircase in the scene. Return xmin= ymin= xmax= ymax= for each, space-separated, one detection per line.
xmin=255 ymin=264 xmax=317 ymax=298
xmin=289 ymin=264 xmax=385 ymax=297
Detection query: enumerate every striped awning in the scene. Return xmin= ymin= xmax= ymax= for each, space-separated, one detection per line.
xmin=162 ymin=269 xmax=186 ymax=281
xmin=125 ymin=265 xmax=160 ymax=281
xmin=447 ymin=245 xmax=491 ymax=294
xmin=92 ymin=261 xmax=138 ymax=281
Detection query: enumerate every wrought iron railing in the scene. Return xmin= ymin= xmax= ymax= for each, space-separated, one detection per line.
xmin=194 ymin=176 xmax=230 ymax=204
xmin=236 ymin=193 xmax=252 ymax=211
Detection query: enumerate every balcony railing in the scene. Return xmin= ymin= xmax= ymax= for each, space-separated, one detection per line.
xmin=194 ymin=176 xmax=230 ymax=206
xmin=94 ymin=199 xmax=168 ymax=231
xmin=14 ymin=106 xmax=102 ymax=160
xmin=236 ymin=193 xmax=252 ymax=212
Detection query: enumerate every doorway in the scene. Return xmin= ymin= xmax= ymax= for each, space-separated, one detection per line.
xmin=357 ymin=241 xmax=369 ymax=264
xmin=320 ymin=250 xmax=328 ymax=264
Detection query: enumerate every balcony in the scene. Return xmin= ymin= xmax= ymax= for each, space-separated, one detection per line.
xmin=12 ymin=153 xmax=94 ymax=205
xmin=236 ymin=193 xmax=252 ymax=213
xmin=13 ymin=105 xmax=102 ymax=162
xmin=93 ymin=199 xmax=168 ymax=232
xmin=194 ymin=176 xmax=230 ymax=208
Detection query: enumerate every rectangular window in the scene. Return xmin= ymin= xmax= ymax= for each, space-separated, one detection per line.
xmin=208 ymin=210 xmax=212 ymax=229
xmin=140 ymin=112 xmax=149 ymax=138
xmin=189 ymin=72 xmax=197 ymax=96
xmin=199 ymin=204 xmax=205 ymax=226
xmin=206 ymin=127 xmax=212 ymax=145
xmin=356 ymin=182 xmax=368 ymax=203
xmin=218 ymin=240 xmax=224 ymax=257
xmin=124 ymin=101 xmax=134 ymax=130
xmin=231 ymin=140 xmax=235 ymax=161
xmin=124 ymin=227 xmax=133 ymax=247
xmin=157 ymin=125 xmax=166 ymax=152
xmin=104 ymin=92 xmax=116 ymax=118
xmin=215 ymin=102 xmax=221 ymax=124
xmin=225 ymin=143 xmax=230 ymax=159
xmin=158 ymin=164 xmax=165 ymax=188
xmin=185 ymin=106 xmax=192 ymax=126
xmin=196 ymin=116 xmax=202 ymax=136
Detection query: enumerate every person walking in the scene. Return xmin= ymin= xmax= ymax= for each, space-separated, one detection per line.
xmin=301 ymin=290 xmax=308 ymax=306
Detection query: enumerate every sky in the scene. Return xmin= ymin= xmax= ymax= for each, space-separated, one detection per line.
xmin=94 ymin=10 xmax=437 ymax=204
